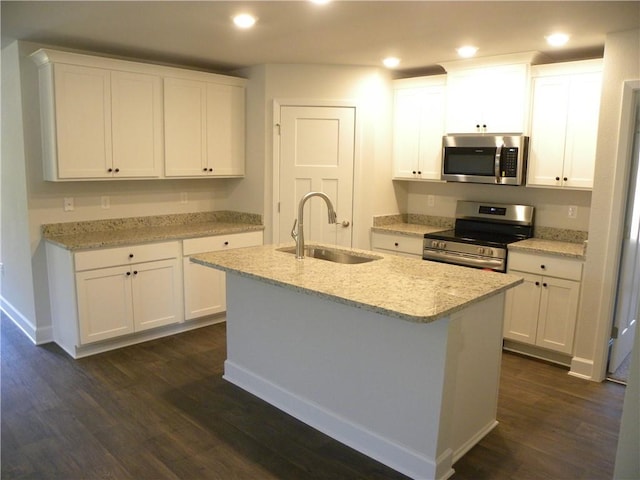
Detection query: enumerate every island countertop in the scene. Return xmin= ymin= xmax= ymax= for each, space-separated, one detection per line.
xmin=191 ymin=243 xmax=522 ymax=323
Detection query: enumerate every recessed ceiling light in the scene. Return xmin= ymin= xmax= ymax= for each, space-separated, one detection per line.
xmin=310 ymin=0 xmax=331 ymax=4
xmin=456 ymin=46 xmax=478 ymax=58
xmin=546 ymin=33 xmax=570 ymax=47
xmin=383 ymin=57 xmax=401 ymax=68
xmin=233 ymin=13 xmax=257 ymax=29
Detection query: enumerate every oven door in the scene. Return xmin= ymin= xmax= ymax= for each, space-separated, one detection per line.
xmin=422 ymin=237 xmax=507 ymax=273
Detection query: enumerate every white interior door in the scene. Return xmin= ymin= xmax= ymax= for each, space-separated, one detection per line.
xmin=610 ymin=95 xmax=640 ymax=372
xmin=277 ymin=105 xmax=355 ymax=247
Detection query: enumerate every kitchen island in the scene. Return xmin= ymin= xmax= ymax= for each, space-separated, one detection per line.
xmin=191 ymin=244 xmax=522 ymax=480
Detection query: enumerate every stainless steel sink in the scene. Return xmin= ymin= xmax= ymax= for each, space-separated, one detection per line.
xmin=277 ymin=246 xmax=381 ymax=264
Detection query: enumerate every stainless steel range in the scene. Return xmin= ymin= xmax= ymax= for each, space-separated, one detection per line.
xmin=423 ymin=201 xmax=534 ymax=272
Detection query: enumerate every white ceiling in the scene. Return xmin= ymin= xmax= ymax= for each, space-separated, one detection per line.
xmin=2 ymin=1 xmax=639 ymax=75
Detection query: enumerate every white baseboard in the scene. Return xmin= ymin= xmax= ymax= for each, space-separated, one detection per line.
xmin=224 ymin=360 xmax=450 ymax=480
xmin=569 ymin=356 xmax=595 ymax=380
xmin=70 ymin=315 xmax=225 ymax=358
xmin=452 ymin=419 xmax=498 ymax=463
xmin=1 ymin=297 xmax=37 ymax=344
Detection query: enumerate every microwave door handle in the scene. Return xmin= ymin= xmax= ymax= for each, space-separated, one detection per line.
xmin=494 ymin=145 xmax=503 ymax=183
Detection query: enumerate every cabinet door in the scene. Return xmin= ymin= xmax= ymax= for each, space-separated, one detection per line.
xmin=562 ymin=72 xmax=602 ymax=189
xmin=53 ymin=64 xmax=112 ymax=178
xmin=131 ymin=259 xmax=183 ymax=332
xmin=164 ymin=77 xmax=207 ymax=176
xmin=76 ymin=265 xmax=134 ymax=344
xmin=393 ymin=87 xmax=423 ymax=178
xmin=480 ymin=64 xmax=528 ymax=134
xmin=111 ymin=71 xmax=163 ymax=178
xmin=371 ymin=232 xmax=423 ymax=258
xmin=445 ymin=65 xmax=527 ymax=134
xmin=536 ymin=276 xmax=580 ymax=354
xmin=503 ymin=272 xmax=541 ymax=344
xmin=445 ymin=69 xmax=483 ymax=134
xmin=527 ymin=76 xmax=571 ymax=187
xmin=417 ymin=85 xmax=446 ymax=179
xmin=393 ymin=82 xmax=445 ymax=180
xmin=206 ymin=83 xmax=245 ymax=176
xmin=183 ymin=258 xmax=226 ymax=320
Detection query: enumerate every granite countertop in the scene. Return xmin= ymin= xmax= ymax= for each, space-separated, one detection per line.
xmin=371 ymin=223 xmax=449 ymax=237
xmin=42 ymin=211 xmax=264 ymax=251
xmin=509 ymin=238 xmax=587 ymax=260
xmin=190 ymin=243 xmax=522 ymax=324
xmin=374 ymin=219 xmax=587 ymax=260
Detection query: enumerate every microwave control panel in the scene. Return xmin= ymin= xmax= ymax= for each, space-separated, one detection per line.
xmin=500 ymin=147 xmax=519 ymax=177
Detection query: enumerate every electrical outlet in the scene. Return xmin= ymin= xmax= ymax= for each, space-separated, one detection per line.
xmin=101 ymin=196 xmax=110 ymax=209
xmin=568 ymin=205 xmax=578 ymax=219
xmin=180 ymin=192 xmax=188 ymax=204
xmin=427 ymin=195 xmax=435 ymax=207
xmin=63 ymin=197 xmax=74 ymax=212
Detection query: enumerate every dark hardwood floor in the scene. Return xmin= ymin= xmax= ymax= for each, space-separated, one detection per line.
xmin=1 ymin=312 xmax=625 ymax=479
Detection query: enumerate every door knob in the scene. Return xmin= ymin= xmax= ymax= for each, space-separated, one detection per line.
xmin=341 ymin=220 xmax=350 ymax=227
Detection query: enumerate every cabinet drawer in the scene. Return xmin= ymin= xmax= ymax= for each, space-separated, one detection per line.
xmin=507 ymin=251 xmax=582 ymax=281
xmin=183 ymin=231 xmax=263 ymax=255
xmin=371 ymin=232 xmax=423 ymax=256
xmin=75 ymin=241 xmax=181 ymax=271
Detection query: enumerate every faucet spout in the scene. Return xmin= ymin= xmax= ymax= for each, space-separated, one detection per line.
xmin=292 ymin=191 xmax=337 ymax=259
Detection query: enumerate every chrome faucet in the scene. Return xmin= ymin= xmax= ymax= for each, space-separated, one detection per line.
xmin=291 ymin=191 xmax=338 ymax=259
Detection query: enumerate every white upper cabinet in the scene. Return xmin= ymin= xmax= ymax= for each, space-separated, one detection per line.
xmin=392 ymin=75 xmax=446 ymax=181
xmin=31 ymin=48 xmax=245 ymax=181
xmin=164 ymin=79 xmax=245 ymax=177
xmin=51 ymin=64 xmax=113 ymax=179
xmin=527 ymin=59 xmax=603 ymax=190
xmin=164 ymin=78 xmax=207 ymax=177
xmin=110 ymin=71 xmax=163 ymax=178
xmin=36 ymin=59 xmax=162 ymax=180
xmin=445 ymin=63 xmax=529 ymax=134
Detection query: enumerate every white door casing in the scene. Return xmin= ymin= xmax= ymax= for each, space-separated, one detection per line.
xmin=276 ymin=105 xmax=355 ymax=247
xmin=610 ymin=93 xmax=640 ymax=373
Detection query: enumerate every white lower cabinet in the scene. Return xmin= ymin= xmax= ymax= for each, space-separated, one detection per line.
xmin=74 ymin=242 xmax=183 ymax=344
xmin=503 ymin=251 xmax=582 ymax=355
xmin=371 ymin=232 xmax=423 ymax=259
xmin=183 ymin=231 xmax=263 ymax=320
xmin=46 ymin=230 xmax=263 ymax=357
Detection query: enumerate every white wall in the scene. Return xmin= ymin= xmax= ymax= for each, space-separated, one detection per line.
xmin=225 ymin=65 xmax=268 ymax=225
xmin=1 ymin=42 xmax=38 ymax=339
xmin=573 ymin=28 xmax=640 ymax=382
xmin=406 ymin=181 xmax=592 ymax=231
xmin=230 ymin=63 xmax=400 ymax=248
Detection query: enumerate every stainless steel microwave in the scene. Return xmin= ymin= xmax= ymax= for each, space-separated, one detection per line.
xmin=441 ymin=135 xmax=529 ymax=185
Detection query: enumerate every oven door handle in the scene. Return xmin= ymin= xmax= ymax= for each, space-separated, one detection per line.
xmin=494 ymin=144 xmax=503 ymax=184
xmin=423 ymin=250 xmax=505 ymax=271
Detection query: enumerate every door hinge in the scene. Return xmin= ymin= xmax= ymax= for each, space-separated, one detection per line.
xmin=611 ymin=325 xmax=619 ymax=339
